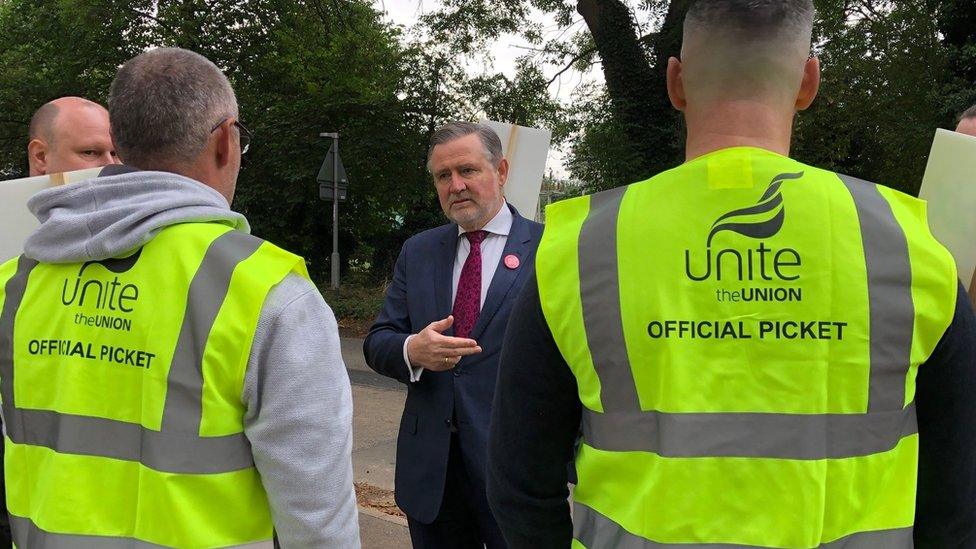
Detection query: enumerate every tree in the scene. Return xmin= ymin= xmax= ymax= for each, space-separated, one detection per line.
xmin=0 ymin=0 xmax=453 ymax=281
xmin=938 ymin=0 xmax=976 ymax=124
xmin=148 ymin=0 xmax=434 ymax=280
xmin=2 ymin=0 xmax=972 ymax=284
xmin=0 ymin=0 xmax=154 ymax=177
xmin=576 ymin=0 xmax=688 ymax=181
xmin=793 ymin=0 xmax=947 ymax=194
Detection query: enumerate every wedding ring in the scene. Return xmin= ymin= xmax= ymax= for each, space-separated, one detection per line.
xmin=445 ymin=356 xmax=451 ymax=364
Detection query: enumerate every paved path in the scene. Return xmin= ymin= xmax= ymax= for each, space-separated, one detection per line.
xmin=342 ymin=336 xmax=411 ymax=546
xmin=344 ymin=335 xmax=401 ymax=493
xmin=359 ymin=510 xmax=410 ymax=548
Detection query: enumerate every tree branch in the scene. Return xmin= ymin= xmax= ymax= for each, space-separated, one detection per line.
xmin=124 ymin=6 xmax=180 ymax=39
xmin=546 ymin=45 xmax=597 ymax=86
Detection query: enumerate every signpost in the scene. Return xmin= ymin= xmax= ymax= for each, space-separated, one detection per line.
xmin=318 ymin=132 xmax=348 ymax=290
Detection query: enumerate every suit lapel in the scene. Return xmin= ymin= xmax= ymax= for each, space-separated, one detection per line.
xmin=435 ymin=225 xmax=457 ymax=327
xmin=470 ymin=209 xmax=533 ymax=341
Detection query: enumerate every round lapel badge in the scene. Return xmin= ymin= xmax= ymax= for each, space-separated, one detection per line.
xmin=504 ymin=254 xmax=520 ymax=270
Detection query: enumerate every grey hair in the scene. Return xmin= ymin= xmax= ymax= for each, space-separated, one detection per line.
xmin=959 ymin=104 xmax=976 ymax=122
xmin=685 ymin=0 xmax=815 ymax=41
xmin=427 ymin=121 xmax=503 ymax=171
xmin=108 ymin=47 xmax=237 ymax=169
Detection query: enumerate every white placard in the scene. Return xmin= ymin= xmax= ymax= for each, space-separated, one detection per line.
xmin=0 ymin=167 xmax=103 ymax=262
xmin=919 ymin=128 xmax=976 ymax=299
xmin=480 ymin=120 xmax=551 ymax=221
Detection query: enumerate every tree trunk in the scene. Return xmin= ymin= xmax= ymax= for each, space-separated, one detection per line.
xmin=577 ymin=0 xmax=690 ymax=180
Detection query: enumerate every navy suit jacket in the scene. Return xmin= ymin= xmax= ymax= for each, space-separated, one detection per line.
xmin=363 ymin=204 xmax=543 ymax=523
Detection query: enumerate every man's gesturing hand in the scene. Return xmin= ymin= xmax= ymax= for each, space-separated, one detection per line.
xmin=407 ymin=315 xmax=482 ymax=371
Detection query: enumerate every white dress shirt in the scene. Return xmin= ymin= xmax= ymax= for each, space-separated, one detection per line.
xmin=402 ymin=204 xmax=514 ymax=381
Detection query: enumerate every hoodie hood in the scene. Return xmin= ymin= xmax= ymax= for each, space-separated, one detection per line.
xmin=25 ymin=168 xmax=250 ymax=264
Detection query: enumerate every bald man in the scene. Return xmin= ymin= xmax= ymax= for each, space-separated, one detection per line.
xmin=27 ymin=96 xmax=119 ymax=176
xmin=956 ymin=104 xmax=976 ymax=138
xmin=3 ymin=96 xmax=119 ymax=545
xmin=487 ymin=0 xmax=976 ymax=547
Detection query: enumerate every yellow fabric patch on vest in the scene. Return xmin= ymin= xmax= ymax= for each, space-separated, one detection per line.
xmin=707 ymin=151 xmax=755 ymax=189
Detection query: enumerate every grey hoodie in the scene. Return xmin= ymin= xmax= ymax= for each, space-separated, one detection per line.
xmin=24 ymin=166 xmax=361 ymax=548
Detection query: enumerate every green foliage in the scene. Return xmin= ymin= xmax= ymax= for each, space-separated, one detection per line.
xmin=792 ymin=0 xmax=947 ymax=194
xmin=320 ymin=281 xmax=388 ymax=335
xmin=3 ymin=0 xmax=975 ymax=300
xmin=566 ymin=85 xmax=649 ymax=192
xmin=420 ymin=0 xmax=575 ymax=55
xmin=937 ymin=0 xmax=976 ymax=125
xmin=162 ymin=0 xmax=429 ymax=281
xmin=465 ymin=59 xmax=569 ymax=139
xmin=0 ymin=0 xmax=452 ymax=284
xmin=0 ymin=0 xmax=153 ymax=177
xmin=553 ymin=0 xmax=972 ymax=196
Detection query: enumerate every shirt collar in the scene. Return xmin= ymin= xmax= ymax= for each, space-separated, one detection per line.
xmin=457 ymin=202 xmax=513 ymax=238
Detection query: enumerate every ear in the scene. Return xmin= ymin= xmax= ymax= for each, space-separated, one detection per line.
xmin=27 ymin=139 xmax=48 ymax=175
xmin=496 ymin=157 xmax=510 ymax=187
xmin=795 ymin=56 xmax=821 ymax=111
xmin=214 ymin=119 xmax=234 ymax=169
xmin=667 ymin=57 xmax=687 ymax=112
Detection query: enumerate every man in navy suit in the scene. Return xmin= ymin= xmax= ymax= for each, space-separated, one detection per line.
xmin=364 ymin=121 xmax=543 ymax=548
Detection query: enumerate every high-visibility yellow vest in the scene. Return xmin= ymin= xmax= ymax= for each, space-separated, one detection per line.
xmin=0 ymin=222 xmax=309 ymax=548
xmin=537 ymin=147 xmax=958 ymax=548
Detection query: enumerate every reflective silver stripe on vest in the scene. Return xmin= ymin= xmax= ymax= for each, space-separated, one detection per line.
xmin=162 ymin=230 xmax=263 ymax=433
xmin=1 ymin=231 xmax=262 ymax=474
xmin=573 ymin=503 xmax=913 ymax=549
xmin=0 ymin=256 xmax=40 ymax=410
xmin=837 ymin=174 xmax=914 ymax=412
xmin=10 ymin=408 xmax=253 ymax=474
xmin=11 ymin=514 xmax=274 ymax=548
xmin=582 ymin=402 xmax=916 ymax=459
xmin=578 ymin=186 xmax=640 ymax=413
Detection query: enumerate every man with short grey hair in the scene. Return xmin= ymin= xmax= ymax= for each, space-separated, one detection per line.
xmin=955 ymin=104 xmax=976 ymax=137
xmin=488 ymin=0 xmax=976 ymax=546
xmin=0 ymin=47 xmax=360 ymax=547
xmin=364 ymin=121 xmax=543 ymax=548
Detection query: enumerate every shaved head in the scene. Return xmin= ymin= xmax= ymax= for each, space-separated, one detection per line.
xmin=29 ymin=97 xmax=106 ymax=143
xmin=680 ymin=0 xmax=815 ymax=105
xmin=27 ymin=97 xmax=117 ymax=176
xmin=667 ymin=0 xmax=820 ymax=159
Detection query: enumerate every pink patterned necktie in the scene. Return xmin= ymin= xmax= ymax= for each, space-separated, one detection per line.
xmin=452 ymin=230 xmax=487 ymax=339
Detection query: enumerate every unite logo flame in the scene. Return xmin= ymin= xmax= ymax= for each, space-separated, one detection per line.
xmin=706 ymin=172 xmax=804 ymax=247
xmin=78 ymin=247 xmax=143 ymax=277
xmin=684 ymin=172 xmax=805 ymax=283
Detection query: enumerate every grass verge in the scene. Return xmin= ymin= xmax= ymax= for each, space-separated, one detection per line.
xmin=320 ymin=282 xmax=387 ymax=337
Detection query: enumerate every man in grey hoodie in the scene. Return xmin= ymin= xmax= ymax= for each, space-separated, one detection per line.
xmin=0 ymin=48 xmax=360 ymax=547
